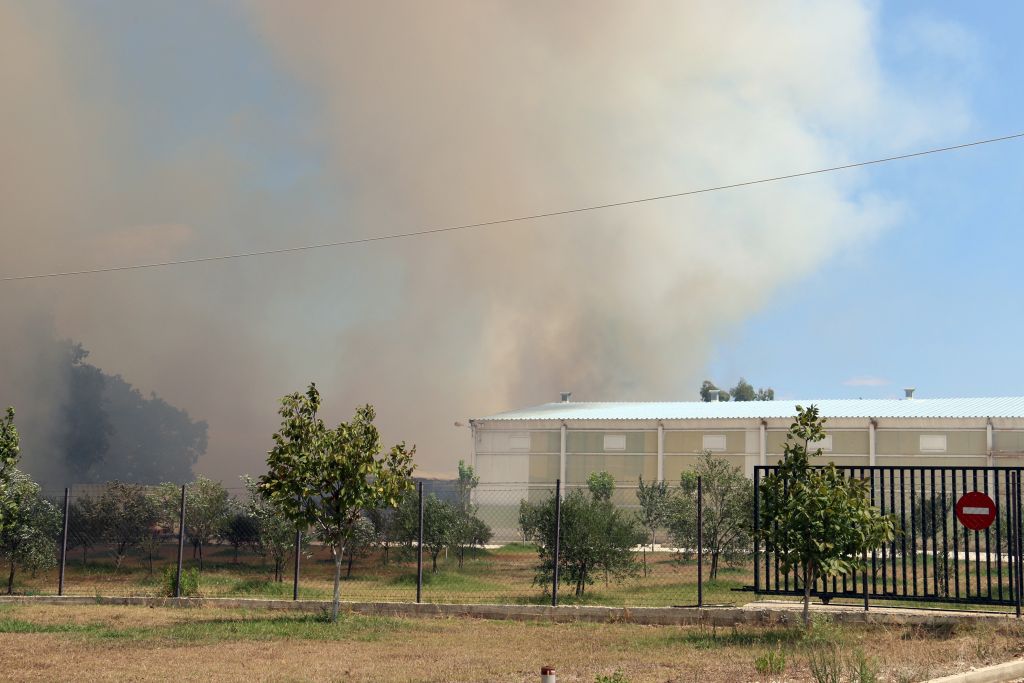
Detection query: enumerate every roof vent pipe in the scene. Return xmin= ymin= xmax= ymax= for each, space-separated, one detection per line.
xmin=560 ymin=392 xmax=572 ymax=403
xmin=904 ymin=388 xmax=915 ymax=399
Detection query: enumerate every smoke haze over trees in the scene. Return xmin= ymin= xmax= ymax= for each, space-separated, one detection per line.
xmin=0 ymin=3 xmax=973 ymax=482
xmin=1 ymin=332 xmax=206 ymax=487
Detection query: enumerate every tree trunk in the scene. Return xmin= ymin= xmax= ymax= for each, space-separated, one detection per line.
xmin=331 ymin=546 xmax=343 ymax=623
xmin=642 ymin=546 xmax=648 ymax=577
xmin=431 ymin=550 xmax=439 ymax=573
xmin=383 ymin=542 xmax=389 ymax=566
xmin=710 ymin=551 xmax=719 ymax=580
xmin=802 ymin=563 xmax=814 ymax=629
xmin=198 ymin=542 xmax=204 ymax=571
xmin=346 ymin=548 xmax=355 ymax=578
xmin=7 ymin=558 xmax=14 ymax=595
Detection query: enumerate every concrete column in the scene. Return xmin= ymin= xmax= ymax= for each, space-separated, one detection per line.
xmin=657 ymin=423 xmax=665 ymax=482
xmin=758 ymin=421 xmax=767 ymax=467
xmin=987 ymin=420 xmax=994 ymax=468
xmin=869 ymin=420 xmax=877 ymax=466
xmin=559 ymin=423 xmax=567 ymax=495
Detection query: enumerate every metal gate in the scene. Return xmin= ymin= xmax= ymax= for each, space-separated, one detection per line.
xmin=752 ymin=466 xmax=1024 ymax=611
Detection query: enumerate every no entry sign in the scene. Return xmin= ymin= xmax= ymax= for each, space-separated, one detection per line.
xmin=955 ymin=491 xmax=997 ymax=531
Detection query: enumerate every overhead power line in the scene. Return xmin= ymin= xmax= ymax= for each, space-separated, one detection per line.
xmin=4 ymin=131 xmax=1023 ymax=283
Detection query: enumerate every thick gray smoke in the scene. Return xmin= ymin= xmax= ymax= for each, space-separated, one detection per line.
xmin=1 ymin=2 xmax=967 ymax=482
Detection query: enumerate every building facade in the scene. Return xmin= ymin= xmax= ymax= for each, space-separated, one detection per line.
xmin=469 ymin=396 xmax=1024 ymax=489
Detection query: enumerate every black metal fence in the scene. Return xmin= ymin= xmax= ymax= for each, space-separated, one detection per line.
xmin=753 ymin=465 xmax=1024 ymax=612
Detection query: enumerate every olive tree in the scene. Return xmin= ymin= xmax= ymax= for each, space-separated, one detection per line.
xmin=258 ymin=383 xmax=415 ymax=622
xmin=759 ymin=405 xmax=896 ymax=627
xmin=0 ymin=408 xmax=21 ymax=538
xmin=1 ymin=470 xmax=61 ymax=594
xmin=520 ymin=479 xmax=644 ymax=597
xmin=635 ymin=475 xmax=671 ymax=576
xmin=95 ymin=481 xmax=159 ymax=571
xmin=242 ymin=476 xmax=299 ymax=582
xmin=668 ymin=452 xmax=753 ymax=580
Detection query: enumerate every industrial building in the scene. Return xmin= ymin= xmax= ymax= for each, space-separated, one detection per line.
xmin=469 ymin=393 xmax=1024 ymax=488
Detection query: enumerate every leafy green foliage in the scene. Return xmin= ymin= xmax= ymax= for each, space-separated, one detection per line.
xmin=242 ymin=475 xmax=300 ymax=582
xmin=0 ymin=470 xmax=61 ymax=594
xmin=0 ymin=408 xmax=21 ymax=538
xmin=594 ymin=671 xmax=630 ymax=683
xmin=166 ymin=476 xmax=232 ymax=571
xmin=700 ymin=380 xmax=730 ymax=402
xmin=257 ymin=383 xmax=415 ymax=621
xmin=759 ymin=406 xmax=896 ymax=626
xmin=520 ymin=479 xmax=644 ymax=597
xmin=754 ymin=648 xmax=786 ymax=675
xmin=669 ymin=452 xmax=753 ymax=579
xmin=95 ymin=481 xmax=160 ymax=571
xmin=587 ymin=471 xmax=615 ymax=502
xmin=162 ymin=565 xmax=200 ymax=597
xmin=635 ymin=475 xmax=670 ymax=576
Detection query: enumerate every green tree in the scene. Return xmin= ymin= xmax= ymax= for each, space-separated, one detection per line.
xmin=635 ymin=475 xmax=671 ymax=576
xmin=422 ymin=494 xmax=459 ymax=573
xmin=668 ymin=452 xmax=753 ymax=579
xmin=755 ymin=387 xmax=775 ymax=401
xmin=0 ymin=408 xmax=21 ymax=538
xmin=0 ymin=470 xmax=61 ymax=594
xmin=257 ymin=383 xmax=415 ymax=622
xmin=182 ymin=476 xmax=231 ymax=570
xmin=340 ymin=515 xmax=377 ymax=578
xmin=587 ymin=470 xmax=615 ymax=502
xmin=68 ymin=494 xmax=106 ymax=566
xmin=366 ymin=504 xmax=400 ymax=565
xmin=520 ymin=481 xmax=644 ymax=597
xmin=95 ymin=481 xmax=159 ymax=571
xmin=223 ymin=506 xmax=258 ymax=564
xmin=242 ymin=476 xmax=299 ymax=582
xmin=730 ymin=378 xmax=757 ymax=402
xmin=699 ymin=381 xmax=730 ymax=402
xmin=759 ymin=405 xmax=896 ymax=626
xmin=455 ymin=460 xmax=479 ymax=512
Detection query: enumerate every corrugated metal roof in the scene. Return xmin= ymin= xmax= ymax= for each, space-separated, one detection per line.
xmin=474 ymin=397 xmax=1024 ymax=421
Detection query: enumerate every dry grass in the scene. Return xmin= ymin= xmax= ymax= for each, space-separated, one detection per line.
xmin=2 ymin=603 xmax=1023 ymax=682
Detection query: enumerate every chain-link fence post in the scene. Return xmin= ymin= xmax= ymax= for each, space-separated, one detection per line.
xmin=416 ymin=481 xmax=424 ymax=603
xmin=696 ymin=475 xmax=703 ymax=608
xmin=58 ymin=487 xmax=69 ymax=596
xmin=552 ymin=478 xmax=561 ymax=607
xmin=175 ymin=484 xmax=186 ymax=598
xmin=293 ymin=529 xmax=301 ymax=601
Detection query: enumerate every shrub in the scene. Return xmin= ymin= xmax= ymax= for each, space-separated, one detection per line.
xmin=753 ymin=648 xmax=786 ymax=676
xmin=595 ymin=671 xmax=629 ymax=683
xmin=162 ymin=566 xmax=200 ymax=597
xmin=808 ymin=647 xmax=843 ymax=683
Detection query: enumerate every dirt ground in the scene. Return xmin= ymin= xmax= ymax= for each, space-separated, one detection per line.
xmin=2 ymin=603 xmax=1024 ymax=682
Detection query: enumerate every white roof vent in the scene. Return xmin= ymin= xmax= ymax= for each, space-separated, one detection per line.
xmin=905 ymin=388 xmax=915 ymax=399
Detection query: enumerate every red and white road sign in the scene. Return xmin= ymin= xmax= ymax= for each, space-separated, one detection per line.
xmin=955 ymin=491 xmax=997 ymax=531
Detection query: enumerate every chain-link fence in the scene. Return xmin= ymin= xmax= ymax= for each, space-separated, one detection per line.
xmin=8 ymin=478 xmax=744 ymax=607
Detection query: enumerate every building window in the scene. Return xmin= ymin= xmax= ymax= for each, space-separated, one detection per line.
xmin=702 ymin=434 xmax=727 ymax=452
xmin=509 ymin=434 xmax=530 ymax=451
xmin=920 ymin=434 xmax=947 ymax=453
xmin=603 ymin=434 xmax=626 ymax=451
xmin=817 ymin=435 xmax=833 ymax=453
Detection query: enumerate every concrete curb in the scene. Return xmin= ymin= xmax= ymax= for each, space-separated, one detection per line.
xmin=0 ymin=595 xmax=1020 ymax=629
xmin=924 ymin=659 xmax=1024 ymax=683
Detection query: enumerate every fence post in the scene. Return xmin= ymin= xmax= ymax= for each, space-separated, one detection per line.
xmin=863 ymin=547 xmax=869 ymax=612
xmin=293 ymin=529 xmax=301 ymax=601
xmin=697 ymin=475 xmax=703 ymax=608
xmin=416 ymin=481 xmax=424 ymax=603
xmin=58 ymin=487 xmax=69 ymax=596
xmin=1016 ymin=471 xmax=1023 ymax=619
xmin=753 ymin=467 xmax=760 ymax=594
xmin=553 ymin=478 xmax=561 ymax=607
xmin=175 ymin=484 xmax=186 ymax=598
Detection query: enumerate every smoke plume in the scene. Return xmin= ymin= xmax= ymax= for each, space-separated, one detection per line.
xmin=1 ymin=2 xmax=968 ymax=482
